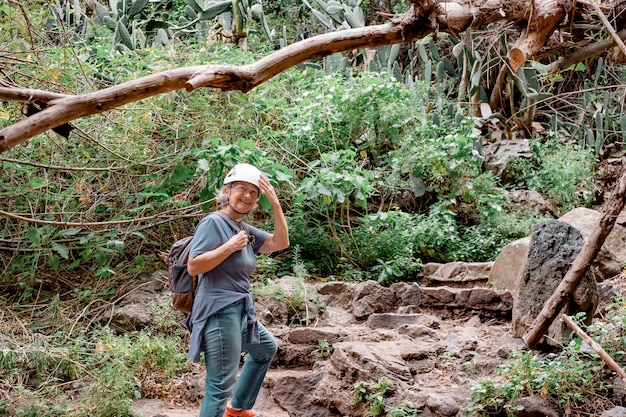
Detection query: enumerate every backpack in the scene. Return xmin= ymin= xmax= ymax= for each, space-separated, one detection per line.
xmin=165 ymin=212 xmax=252 ymax=314
xmin=165 ymin=235 xmax=197 ymax=314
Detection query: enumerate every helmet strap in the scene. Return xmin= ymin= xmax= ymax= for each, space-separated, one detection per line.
xmin=227 ymin=202 xmax=248 ymax=216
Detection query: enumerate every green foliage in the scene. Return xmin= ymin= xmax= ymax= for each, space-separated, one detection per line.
xmin=579 ymin=297 xmax=626 ymax=360
xmin=254 ymin=254 xmax=280 ymax=281
xmin=514 ymin=139 xmax=596 ymax=214
xmin=286 ymin=210 xmax=341 ymax=274
xmin=82 ymin=328 xmax=187 ymax=416
xmin=0 ymin=323 xmax=189 ymax=416
xmin=467 ymin=343 xmax=606 ymax=417
xmin=286 ymin=71 xmax=421 ymax=159
xmin=354 ymin=377 xmax=390 ymax=417
xmin=296 ymin=149 xmax=376 ymax=211
xmin=453 ymin=209 xmax=551 ymax=262
xmin=1 ymin=30 xmax=596 ymax=289
xmin=41 ymin=0 xmax=277 ymax=52
xmin=313 ymin=339 xmax=331 ymax=360
xmin=353 ymin=377 xmax=419 ymax=417
xmin=386 ymin=402 xmax=422 ymax=417
xmin=409 ymin=202 xmax=461 ymax=262
xmin=291 ymin=245 xmax=309 ymax=280
xmin=386 ymin=114 xmax=483 ymax=200
xmin=294 ymin=149 xmax=377 ymax=262
xmin=0 ymin=333 xmax=80 ymax=386
xmin=345 ymin=211 xmax=421 ymax=283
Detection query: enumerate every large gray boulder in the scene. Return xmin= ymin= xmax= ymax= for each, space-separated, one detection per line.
xmin=512 ymin=220 xmax=599 ymax=346
xmin=490 ymin=207 xmax=626 ymax=295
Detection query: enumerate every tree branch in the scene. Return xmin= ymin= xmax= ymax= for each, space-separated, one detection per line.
xmin=545 ymin=29 xmax=626 ymax=72
xmin=587 ymin=0 xmax=626 ymax=57
xmin=510 ymin=0 xmax=566 ymax=72
xmin=0 ymin=3 xmax=437 ymax=153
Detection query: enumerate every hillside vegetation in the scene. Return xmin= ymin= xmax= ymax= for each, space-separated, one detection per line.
xmin=0 ymin=0 xmax=625 ymax=415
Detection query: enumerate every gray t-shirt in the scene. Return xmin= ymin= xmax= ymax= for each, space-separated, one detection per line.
xmin=186 ymin=212 xmax=269 ymax=362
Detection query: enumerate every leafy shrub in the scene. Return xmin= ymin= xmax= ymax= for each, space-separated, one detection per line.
xmin=344 ymin=211 xmax=421 ymax=283
xmin=287 ymin=210 xmax=341 ymax=274
xmin=467 ymin=322 xmax=611 ymax=417
xmin=285 ymin=71 xmax=421 ymax=160
xmin=513 ymin=139 xmax=596 ymax=214
xmin=385 ymin=114 xmax=483 ymax=201
xmin=353 ymin=377 xmax=422 ymax=416
xmin=453 ymin=209 xmax=551 ymax=262
xmin=354 ymin=377 xmax=391 ymax=417
xmin=411 ymin=202 xmax=462 ymax=262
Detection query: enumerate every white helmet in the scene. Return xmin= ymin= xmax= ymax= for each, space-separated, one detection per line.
xmin=223 ymin=163 xmax=262 ymax=189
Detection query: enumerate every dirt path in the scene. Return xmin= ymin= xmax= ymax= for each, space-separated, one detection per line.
xmin=133 ymin=398 xmax=198 ymax=417
xmin=132 ymin=380 xmax=294 ymax=417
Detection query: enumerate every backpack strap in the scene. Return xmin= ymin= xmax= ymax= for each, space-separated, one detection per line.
xmin=215 ymin=211 xmax=251 ymax=236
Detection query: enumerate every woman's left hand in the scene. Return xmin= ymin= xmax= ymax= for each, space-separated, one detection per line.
xmin=257 ymin=174 xmax=289 ymax=253
xmin=259 ymin=175 xmax=279 ymax=207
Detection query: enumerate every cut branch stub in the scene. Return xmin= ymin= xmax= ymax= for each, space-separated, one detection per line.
xmin=509 ymin=0 xmax=566 ymax=72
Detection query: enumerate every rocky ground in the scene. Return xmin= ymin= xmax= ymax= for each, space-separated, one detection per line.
xmin=124 ymin=272 xmax=624 ymax=417
xmin=130 ymin=283 xmax=516 ymax=417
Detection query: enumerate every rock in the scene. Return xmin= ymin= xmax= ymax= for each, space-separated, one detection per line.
xmin=109 ymin=270 xmax=171 ymax=331
xmin=269 ymin=371 xmax=331 ymax=417
xmin=110 ymin=303 xmax=154 ymax=331
xmin=286 ymin=326 xmax=348 ymax=344
xmin=352 ymin=280 xmax=397 ymax=318
xmin=426 ymin=393 xmax=461 ymax=417
xmin=510 ymin=394 xmax=560 ymax=417
xmin=365 ymin=312 xmax=441 ymax=330
xmin=482 ymin=139 xmax=533 ymax=184
xmin=417 ymin=262 xmax=492 ymax=288
xmin=489 ymin=237 xmax=530 ymax=293
xmin=559 ymin=207 xmax=626 ymax=280
xmin=317 ymin=281 xmax=354 ymax=311
xmin=395 ymin=283 xmax=512 ymax=318
xmin=512 ymin=220 xmax=599 ymax=346
xmin=600 ymin=407 xmax=626 ymax=417
xmin=508 ymin=189 xmax=556 ymax=215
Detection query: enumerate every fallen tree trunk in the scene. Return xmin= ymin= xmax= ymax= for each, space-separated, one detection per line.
xmin=1 ymin=0 xmax=624 ymax=151
xmin=523 ymin=167 xmax=626 ymax=349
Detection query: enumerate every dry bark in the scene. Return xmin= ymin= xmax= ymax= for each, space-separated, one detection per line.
xmin=562 ymin=314 xmax=626 ymax=383
xmin=509 ymin=0 xmax=566 ymax=72
xmin=523 ymin=167 xmax=626 ymax=349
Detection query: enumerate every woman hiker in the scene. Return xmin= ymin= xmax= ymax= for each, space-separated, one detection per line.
xmin=186 ymin=163 xmax=289 ymax=417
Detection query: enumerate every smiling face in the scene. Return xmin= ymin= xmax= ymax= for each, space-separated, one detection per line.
xmin=226 ymin=181 xmax=260 ymax=214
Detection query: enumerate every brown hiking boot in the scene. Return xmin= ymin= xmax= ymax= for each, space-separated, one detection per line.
xmin=223 ymin=406 xmax=256 ymax=417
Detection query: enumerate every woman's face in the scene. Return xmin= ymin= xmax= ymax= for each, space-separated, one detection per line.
xmin=227 ymin=181 xmax=259 ymax=213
